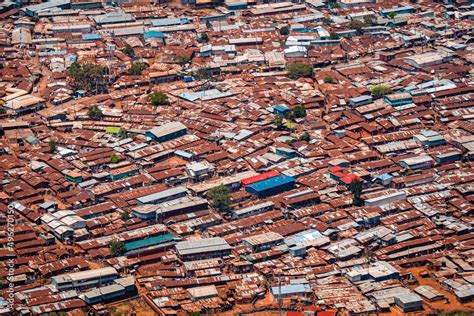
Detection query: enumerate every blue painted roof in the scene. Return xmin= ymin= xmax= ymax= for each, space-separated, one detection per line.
xmin=175 ymin=150 xmax=193 ymax=159
xmin=125 ymin=234 xmax=176 ymax=251
xmin=376 ymin=173 xmax=394 ymax=181
xmin=247 ymin=175 xmax=295 ymax=192
xmin=271 ymin=284 xmax=310 ymax=295
xmin=144 ymin=30 xmax=164 ymax=39
xmin=273 ymin=104 xmax=289 ymax=112
xmin=82 ymin=33 xmax=101 ymax=40
xmin=151 ymin=18 xmax=190 ymax=27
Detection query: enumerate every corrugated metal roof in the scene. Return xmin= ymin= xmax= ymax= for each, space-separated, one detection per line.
xmin=246 ymin=174 xmax=295 ymax=192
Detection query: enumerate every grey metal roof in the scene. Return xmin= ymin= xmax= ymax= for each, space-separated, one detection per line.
xmin=176 ymin=237 xmax=231 ymax=256
xmin=137 ymin=186 xmax=188 ymax=204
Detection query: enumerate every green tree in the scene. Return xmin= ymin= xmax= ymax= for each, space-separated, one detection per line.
xmin=207 ymin=185 xmax=232 ymax=213
xmin=287 ymin=62 xmax=313 ymax=79
xmin=299 ymin=132 xmax=310 ymax=141
xmin=330 ymin=3 xmax=340 ymax=8
xmin=194 ymin=67 xmax=213 ymax=81
xmin=324 ymin=76 xmax=334 ymax=84
xmin=329 ymin=32 xmax=339 ymax=40
xmin=273 ymin=115 xmax=285 ymax=130
xmin=47 ymin=140 xmax=57 ymax=153
xmin=110 ymin=154 xmax=119 ymax=164
xmin=388 ymin=12 xmax=397 ymax=19
xmin=149 ymin=91 xmax=169 ymax=106
xmin=349 ymin=19 xmax=365 ymax=35
xmin=118 ymin=129 xmax=127 ymax=139
xmin=197 ymin=32 xmax=209 ymax=43
xmin=363 ymin=15 xmax=376 ymax=26
xmin=292 ymin=105 xmax=307 ymax=118
xmin=279 ymin=26 xmax=290 ymax=36
xmin=67 ymin=62 xmax=107 ymax=93
xmin=0 ymin=107 xmax=6 ymax=114
xmin=205 ymin=20 xmax=212 ymax=29
xmin=109 ymin=239 xmax=126 ymax=256
xmin=371 ymin=85 xmax=391 ymax=98
xmin=121 ymin=212 xmax=130 ymax=221
xmin=122 ymin=44 xmax=135 ymax=58
xmin=174 ymin=54 xmax=190 ymax=66
xmin=128 ymin=61 xmax=148 ymax=76
xmin=323 ymin=17 xmax=334 ymax=25
xmin=87 ymin=105 xmax=103 ymax=119
xmin=349 ymin=179 xmax=364 ymax=207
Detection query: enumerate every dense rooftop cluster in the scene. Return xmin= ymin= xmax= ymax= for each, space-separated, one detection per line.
xmin=0 ymin=0 xmax=473 ymax=315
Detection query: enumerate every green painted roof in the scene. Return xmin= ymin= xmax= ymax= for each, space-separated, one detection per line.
xmin=106 ymin=126 xmax=121 ymax=134
xmin=124 ymin=234 xmax=175 ymax=251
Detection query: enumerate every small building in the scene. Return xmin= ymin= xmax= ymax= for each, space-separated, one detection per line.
xmin=65 ymin=171 xmax=83 ymax=183
xmin=414 ymin=285 xmax=444 ymax=302
xmin=136 ymin=186 xmax=188 ymax=205
xmin=82 ymin=276 xmax=136 ymax=305
xmin=328 ymin=158 xmax=350 ymax=168
xmin=374 ymin=173 xmax=394 ymax=186
xmin=93 ymin=12 xmax=134 ymax=26
xmin=276 ymin=147 xmax=298 ymax=158
xmin=434 ymin=151 xmax=463 ymax=164
xmin=241 ymin=171 xmax=279 ymax=186
xmin=149 ymin=70 xmax=178 ymax=84
xmin=176 ymin=237 xmax=232 ymax=261
xmin=273 ymin=104 xmax=290 ymax=116
xmin=399 ymin=155 xmax=435 ymax=170
xmin=225 ymin=0 xmax=248 ymax=10
xmin=186 ymin=162 xmax=211 ymax=181
xmin=284 ymin=46 xmax=307 ymax=58
xmin=380 ymin=5 xmax=415 ymax=17
xmin=187 ymin=285 xmax=218 ymax=301
xmin=51 ymin=267 xmax=119 ymax=291
xmin=365 ymin=191 xmax=406 ymax=207
xmin=109 ymin=165 xmax=138 ymax=180
xmin=404 ymin=52 xmax=448 ymax=69
xmin=349 ymin=95 xmax=373 ymax=107
xmin=146 ymin=122 xmax=187 ymax=142
xmin=270 ymin=284 xmax=311 ymax=299
xmin=131 ymin=204 xmax=158 ymax=221
xmin=394 ymin=293 xmax=423 ymax=312
xmin=384 ymin=93 xmax=413 ymax=106
xmin=243 ymin=232 xmax=284 ymax=252
xmin=232 ymin=201 xmax=274 ymax=219
xmin=156 ymin=196 xmax=208 ymax=221
xmin=246 ymin=175 xmax=295 ymax=198
xmin=346 ymin=261 xmax=400 ymax=283
xmin=414 ymin=130 xmax=446 ymax=147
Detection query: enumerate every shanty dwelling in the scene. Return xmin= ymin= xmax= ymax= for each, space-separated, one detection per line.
xmin=145 ymin=122 xmax=187 ymax=142
xmin=81 ymin=276 xmax=136 ymax=305
xmin=51 ymin=267 xmax=119 ymax=292
xmin=176 ymin=237 xmax=232 ymax=261
xmin=394 ymin=293 xmax=423 ymax=312
xmin=243 ymin=232 xmax=284 ymax=252
xmin=270 ymin=284 xmax=311 ymax=299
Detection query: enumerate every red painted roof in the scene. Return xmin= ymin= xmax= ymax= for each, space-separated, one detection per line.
xmin=340 ymin=173 xmax=363 ymax=185
xmin=241 ymin=170 xmax=279 ymax=185
xmin=329 ymin=165 xmax=344 ymax=173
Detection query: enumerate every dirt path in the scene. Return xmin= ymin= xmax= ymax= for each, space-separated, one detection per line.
xmin=108 ymin=297 xmax=156 ymax=316
xmin=407 ymin=266 xmax=474 ymax=313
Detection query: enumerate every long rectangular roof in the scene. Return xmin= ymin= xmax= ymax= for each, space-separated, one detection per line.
xmin=176 ymin=237 xmax=232 ymax=256
xmin=247 ymin=174 xmax=295 ymax=192
xmin=137 ymin=186 xmax=188 ymax=204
